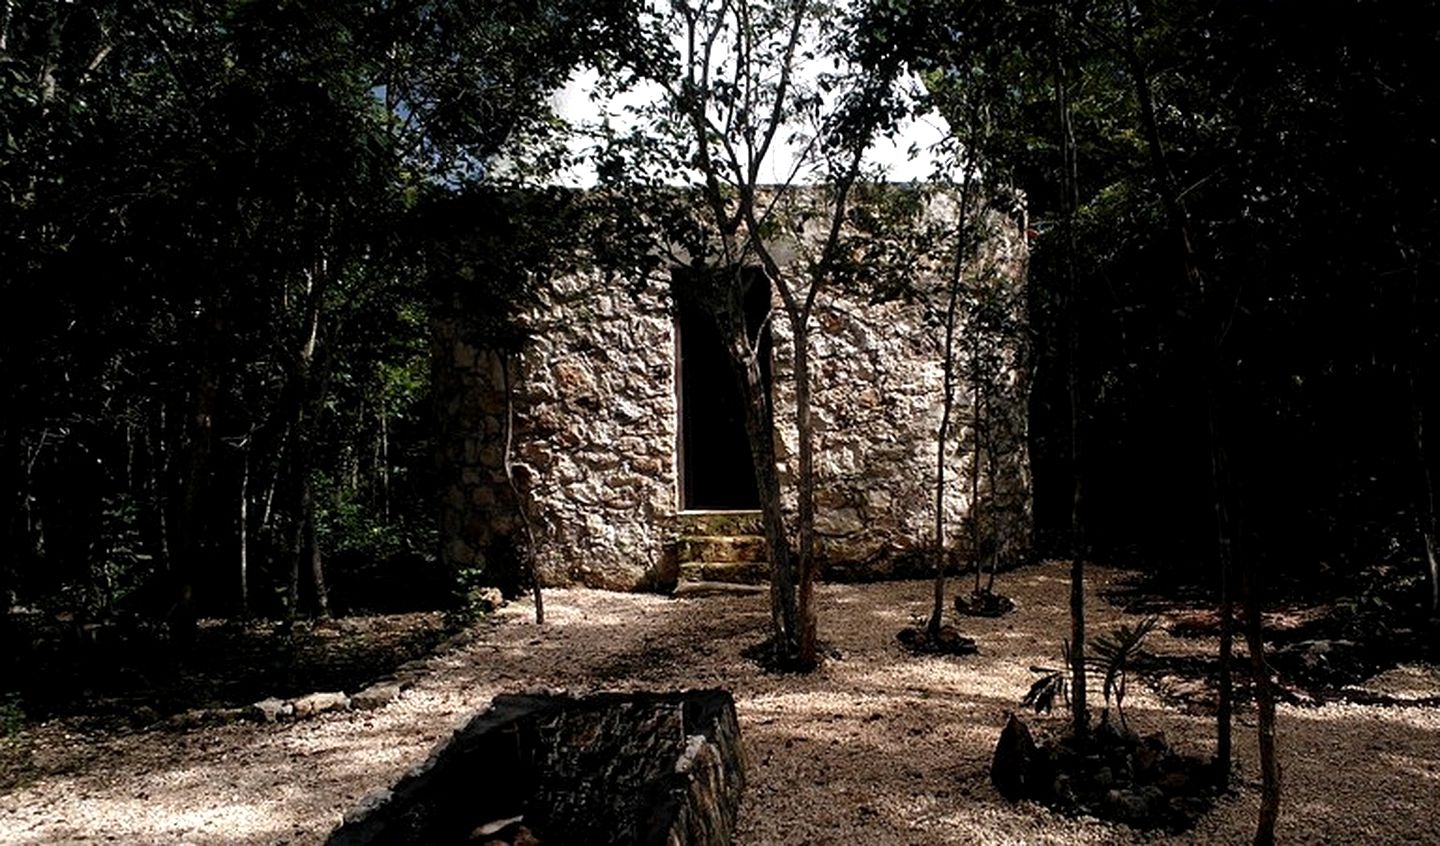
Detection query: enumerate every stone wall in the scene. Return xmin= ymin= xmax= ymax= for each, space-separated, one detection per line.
xmin=435 ymin=186 xmax=1031 ymax=590
xmin=435 ymin=273 xmax=683 ymax=591
xmin=767 ymin=193 xmax=1032 ymax=575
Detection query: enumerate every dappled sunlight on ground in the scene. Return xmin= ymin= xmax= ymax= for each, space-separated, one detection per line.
xmin=1 ymin=560 xmax=1437 ymax=843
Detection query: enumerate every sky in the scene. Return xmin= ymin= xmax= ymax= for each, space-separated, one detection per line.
xmin=530 ymin=6 xmax=957 ymax=188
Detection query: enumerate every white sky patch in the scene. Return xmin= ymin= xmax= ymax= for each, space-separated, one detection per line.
xmin=515 ymin=5 xmax=958 ymax=189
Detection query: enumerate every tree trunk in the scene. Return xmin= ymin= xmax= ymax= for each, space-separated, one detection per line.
xmin=791 ymin=308 xmax=819 ymax=668
xmin=1406 ymin=274 xmax=1439 ymax=615
xmin=1054 ymin=37 xmax=1088 ymax=740
xmin=306 ymin=495 xmax=329 ymax=618
xmin=379 ymin=408 xmax=391 ymax=519
xmin=722 ymin=294 xmax=799 ymax=664
xmin=983 ymin=362 xmax=999 ymax=595
xmin=743 ymin=346 xmax=799 ymax=660
xmin=172 ymin=341 xmax=219 ymax=649
xmin=1241 ymin=557 xmax=1281 ymax=845
xmin=929 ymin=268 xmax=961 ymax=636
xmin=1213 ymin=406 xmax=1235 ymax=786
xmin=1121 ymin=3 xmax=1237 ymax=777
xmin=284 ymin=267 xmax=329 ymax=619
xmin=501 ymin=353 xmax=544 ymax=625
xmin=238 ymin=448 xmax=249 ymax=618
xmin=970 ymin=323 xmax=984 ymax=598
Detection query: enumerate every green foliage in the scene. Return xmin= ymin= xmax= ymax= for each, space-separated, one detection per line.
xmin=0 ymin=0 xmax=662 ymax=625
xmin=0 ymin=693 xmax=24 ymax=738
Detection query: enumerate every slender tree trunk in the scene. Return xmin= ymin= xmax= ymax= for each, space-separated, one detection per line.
xmin=0 ymin=0 xmax=12 ymax=53
xmin=983 ymin=360 xmax=1000 ymax=595
xmin=930 ymin=152 xmax=978 ymax=637
xmin=1054 ymin=37 xmax=1088 ymax=740
xmin=971 ymin=324 xmax=984 ymax=598
xmin=148 ymin=404 xmax=172 ymax=570
xmin=285 ymin=463 xmax=331 ymax=619
xmin=1124 ymin=3 xmax=1239 ymax=779
xmin=792 ymin=308 xmax=818 ymax=668
xmin=173 ymin=339 xmax=219 ymax=648
xmin=1406 ymin=275 xmax=1439 ymax=614
xmin=286 ymin=515 xmax=301 ymax=622
xmin=721 ymin=291 xmax=798 ymax=662
xmin=260 ymin=431 xmax=284 ymax=532
xmin=238 ymin=448 xmax=249 ymax=617
xmin=379 ymin=408 xmax=391 ymax=519
xmin=306 ymin=497 xmax=329 ymax=617
xmin=1241 ymin=555 xmax=1281 ymax=845
xmin=930 ymin=272 xmax=961 ymax=636
xmin=745 ymin=340 xmax=799 ymax=660
xmin=1212 ymin=401 xmax=1235 ymax=785
xmin=500 ymin=353 xmax=543 ymax=624
xmin=285 ymin=264 xmax=329 ymax=619
xmin=0 ymin=432 xmax=25 ymax=673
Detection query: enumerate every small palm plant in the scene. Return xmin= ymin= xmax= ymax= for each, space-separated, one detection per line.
xmin=1021 ymin=616 xmax=1159 ymax=729
xmin=1022 ymin=639 xmax=1071 ymax=715
xmin=1088 ymin=616 xmax=1159 ymax=729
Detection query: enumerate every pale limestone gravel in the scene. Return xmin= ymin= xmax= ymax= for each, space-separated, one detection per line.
xmin=2 ymin=561 xmax=1438 ymax=845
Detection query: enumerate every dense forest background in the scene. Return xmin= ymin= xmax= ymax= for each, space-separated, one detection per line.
xmin=2 ymin=0 xmax=1437 ymax=715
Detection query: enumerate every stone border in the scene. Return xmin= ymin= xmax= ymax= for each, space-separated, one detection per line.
xmin=161 ymin=625 xmax=486 ymax=731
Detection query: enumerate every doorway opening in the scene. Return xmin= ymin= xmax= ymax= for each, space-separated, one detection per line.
xmin=673 ymin=268 xmax=773 ymax=511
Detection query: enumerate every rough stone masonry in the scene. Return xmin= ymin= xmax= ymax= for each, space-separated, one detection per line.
xmin=434 ymin=186 xmax=1032 ymax=591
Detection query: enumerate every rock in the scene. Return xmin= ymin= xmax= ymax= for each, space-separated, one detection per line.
xmin=1157 ymin=770 xmax=1192 ymax=793
xmin=991 ymin=713 xmax=1039 ymax=801
xmin=252 ymin=697 xmax=293 ymax=723
xmin=934 ymin=625 xmax=979 ymax=655
xmin=1094 ymin=766 xmax=1115 ymax=789
xmin=467 ymin=587 xmax=505 ymax=614
xmin=130 ymin=705 xmax=160 ymax=728
xmin=341 ymin=789 xmax=393 ymax=827
xmin=394 ymin=659 xmax=430 ymax=687
xmin=1275 ymin=638 xmax=1366 ymax=684
xmin=1094 ymin=712 xmax=1138 ymax=748
xmin=472 ymin=814 xmax=524 ymax=840
xmin=1135 ymin=732 xmax=1169 ymax=775
xmin=1139 ymin=785 xmax=1165 ymax=808
xmin=292 ymin=691 xmax=350 ymax=717
xmin=897 ymin=625 xmax=977 ymax=656
xmin=673 ymin=581 xmax=766 ymax=598
xmin=352 ymin=683 xmax=402 ymax=711
xmin=211 ymin=707 xmax=250 ymax=725
xmin=1053 ymin=773 xmax=1075 ymax=804
xmin=1104 ymin=788 xmax=1150 ymax=823
xmin=166 ymin=709 xmax=209 ymax=730
xmin=955 ymin=590 xmax=1016 ymax=618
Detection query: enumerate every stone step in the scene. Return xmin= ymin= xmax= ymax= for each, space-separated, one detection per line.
xmin=672 ymin=581 xmax=768 ymax=598
xmin=678 ymin=561 xmax=770 ymax=584
xmin=677 ymin=534 xmax=768 ymax=564
xmin=676 ymin=510 xmax=764 ymax=537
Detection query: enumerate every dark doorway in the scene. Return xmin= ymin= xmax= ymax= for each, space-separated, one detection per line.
xmin=674 ymin=268 xmax=772 ymax=510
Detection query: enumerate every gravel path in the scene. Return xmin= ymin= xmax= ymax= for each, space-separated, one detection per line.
xmin=2 ymin=561 xmax=1438 ymax=844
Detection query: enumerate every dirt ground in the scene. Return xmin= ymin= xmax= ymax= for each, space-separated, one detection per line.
xmin=2 ymin=560 xmax=1438 ymax=845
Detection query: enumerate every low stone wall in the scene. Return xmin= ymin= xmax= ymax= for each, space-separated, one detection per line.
xmin=326 ymin=690 xmax=744 ymax=846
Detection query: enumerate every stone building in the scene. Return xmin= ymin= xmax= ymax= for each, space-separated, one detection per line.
xmin=434 ymin=189 xmax=1032 ymax=592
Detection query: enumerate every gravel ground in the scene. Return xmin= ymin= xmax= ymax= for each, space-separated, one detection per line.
xmin=2 ymin=560 xmax=1438 ymax=845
